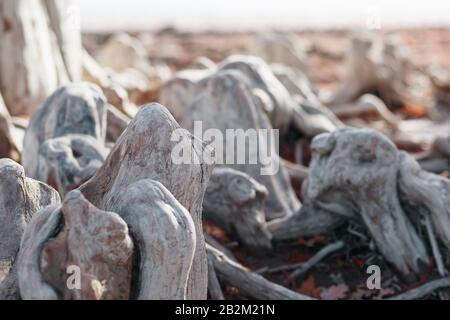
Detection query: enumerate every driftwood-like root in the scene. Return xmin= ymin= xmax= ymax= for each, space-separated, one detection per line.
xmin=36 ymin=134 xmax=108 ymax=196
xmin=206 ymin=244 xmax=313 ymax=300
xmin=398 ymin=152 xmax=450 ymax=250
xmin=203 ymin=168 xmax=272 ymax=252
xmin=289 ymin=127 xmax=450 ymax=277
xmin=326 ymin=33 xmax=416 ymax=108
xmin=388 ymin=277 xmax=450 ymax=300
xmin=330 ymin=94 xmax=400 ymax=129
xmin=18 ymin=190 xmax=133 ymax=300
xmin=80 ymin=103 xmax=214 ymax=299
xmin=0 ymin=159 xmax=60 ymax=300
xmin=179 ymin=69 xmax=300 ymax=220
xmin=23 ymin=82 xmax=108 ymax=195
xmin=107 ymin=179 xmax=196 ymax=300
xmin=0 ymin=92 xmax=20 ymax=160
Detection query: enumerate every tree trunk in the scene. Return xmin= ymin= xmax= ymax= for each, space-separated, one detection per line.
xmin=0 ymin=0 xmax=81 ymax=116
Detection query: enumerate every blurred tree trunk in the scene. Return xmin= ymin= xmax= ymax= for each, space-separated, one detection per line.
xmin=0 ymin=0 xmax=81 ymax=116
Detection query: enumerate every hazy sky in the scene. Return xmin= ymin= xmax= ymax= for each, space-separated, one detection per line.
xmin=79 ymin=0 xmax=450 ymax=32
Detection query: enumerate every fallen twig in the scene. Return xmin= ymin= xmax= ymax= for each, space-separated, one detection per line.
xmin=207 ymin=257 xmax=225 ymax=300
xmin=205 ymin=234 xmax=237 ymax=262
xmin=287 ymin=240 xmax=345 ymax=281
xmin=424 ymin=215 xmax=447 ymax=277
xmin=388 ymin=277 xmax=450 ymax=300
xmin=206 ymin=244 xmax=314 ymax=300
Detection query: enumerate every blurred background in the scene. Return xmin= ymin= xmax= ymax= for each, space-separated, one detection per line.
xmin=79 ymin=0 xmax=450 ymax=32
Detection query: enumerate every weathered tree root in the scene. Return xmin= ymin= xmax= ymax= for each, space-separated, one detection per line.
xmin=398 ymin=152 xmax=450 ymax=250
xmin=160 ymin=55 xmax=340 ymax=138
xmin=17 ymin=181 xmax=199 ymax=300
xmin=247 ymin=32 xmax=309 ymax=72
xmin=18 ymin=190 xmax=134 ymax=300
xmin=267 ymin=205 xmax=345 ymax=243
xmin=388 ymin=277 xmax=450 ymax=300
xmin=203 ymin=167 xmax=272 ymax=252
xmin=286 ymin=240 xmax=345 ymax=281
xmin=159 ymin=69 xmax=213 ymax=123
xmin=106 ymin=179 xmax=198 ymax=300
xmin=428 ymin=66 xmax=450 ymax=107
xmin=0 ymin=92 xmax=20 ymax=161
xmin=271 ymin=63 xmax=344 ymax=136
xmin=16 ymin=104 xmax=214 ymax=300
xmin=0 ymin=159 xmax=60 ymax=300
xmin=179 ymin=69 xmax=300 ymax=220
xmin=204 ymin=234 xmax=237 ymax=263
xmin=418 ymin=134 xmax=450 ymax=173
xmin=326 ymin=33 xmax=417 ymax=108
xmin=79 ymin=103 xmax=214 ymax=299
xmin=206 ymin=244 xmax=313 ymax=300
xmin=219 ymin=55 xmax=340 ymax=136
xmin=330 ymin=94 xmax=400 ymax=129
xmin=218 ymin=55 xmax=297 ymax=133
xmin=23 ymin=82 xmax=108 ymax=195
xmin=207 ymin=257 xmax=225 ymax=300
xmin=280 ymin=127 xmax=450 ymax=277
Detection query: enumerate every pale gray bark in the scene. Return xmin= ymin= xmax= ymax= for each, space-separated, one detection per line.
xmin=0 ymin=159 xmax=60 ymax=300
xmin=218 ymin=55 xmax=295 ymax=133
xmin=23 ymin=82 xmax=108 ymax=195
xmin=297 ymin=128 xmax=427 ymax=275
xmin=398 ymin=152 xmax=450 ymax=250
xmin=276 ymin=127 xmax=450 ymax=277
xmin=206 ymin=244 xmax=313 ymax=300
xmin=388 ymin=277 xmax=450 ymax=300
xmin=0 ymin=0 xmax=81 ymax=116
xmin=18 ymin=190 xmax=133 ymax=300
xmin=179 ymin=69 xmax=300 ymax=220
xmin=43 ymin=0 xmax=82 ymax=82
xmin=106 ymin=104 xmax=130 ymax=143
xmin=108 ymin=180 xmax=197 ymax=299
xmin=161 ymin=55 xmax=339 ymax=137
xmin=247 ymin=32 xmax=309 ymax=72
xmin=36 ymin=134 xmax=108 ymax=196
xmin=0 ymin=91 xmax=20 ymax=160
xmin=326 ymin=33 xmax=415 ymax=106
xmin=330 ymin=94 xmax=400 ymax=129
xmin=204 ymin=167 xmax=272 ymax=252
xmin=159 ymin=69 xmax=212 ymax=122
xmin=207 ymin=257 xmax=224 ymax=300
xmin=79 ymin=103 xmax=214 ymax=299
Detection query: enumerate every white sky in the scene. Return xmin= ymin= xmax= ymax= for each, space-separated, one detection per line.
xmin=79 ymin=0 xmax=450 ymax=32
